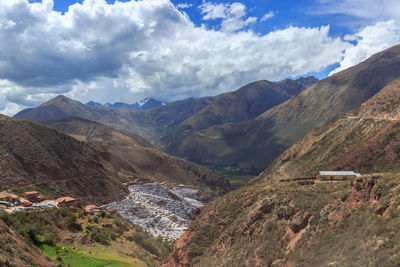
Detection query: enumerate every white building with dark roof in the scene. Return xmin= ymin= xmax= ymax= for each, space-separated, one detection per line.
xmin=319 ymin=171 xmax=361 ymax=177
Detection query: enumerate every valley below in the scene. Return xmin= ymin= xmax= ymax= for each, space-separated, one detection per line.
xmin=3 ymin=44 xmax=400 ymax=266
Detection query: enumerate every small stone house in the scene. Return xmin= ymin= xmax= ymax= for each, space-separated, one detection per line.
xmin=22 ymin=191 xmax=39 ymax=202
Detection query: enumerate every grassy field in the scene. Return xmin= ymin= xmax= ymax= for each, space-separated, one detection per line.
xmin=226 ymin=174 xmax=255 ymax=190
xmin=41 ymin=243 xmax=148 ymax=267
xmin=213 ymin=168 xmax=255 ymax=189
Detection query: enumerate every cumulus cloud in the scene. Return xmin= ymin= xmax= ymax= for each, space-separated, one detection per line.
xmin=0 ymin=0 xmax=354 ymax=115
xmin=330 ymin=20 xmax=400 ymax=75
xmin=307 ymin=0 xmax=400 ymax=76
xmin=260 ymin=11 xmax=275 ymax=22
xmin=199 ymin=1 xmax=257 ymax=32
xmin=315 ymin=0 xmax=400 ymax=77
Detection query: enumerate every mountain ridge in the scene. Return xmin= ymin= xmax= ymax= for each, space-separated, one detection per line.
xmin=162 ymin=44 xmax=400 ymax=171
xmin=15 ymin=95 xmax=217 ymax=141
xmin=256 ymin=77 xmax=400 ymax=182
xmin=161 ymin=77 xmax=315 ymax=144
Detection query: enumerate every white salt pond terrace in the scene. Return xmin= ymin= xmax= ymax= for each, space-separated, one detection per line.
xmin=103 ymin=182 xmax=205 ymax=241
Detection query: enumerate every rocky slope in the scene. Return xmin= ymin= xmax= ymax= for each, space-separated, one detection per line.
xmin=0 ymin=220 xmax=51 ymax=266
xmin=42 ymin=117 xmax=231 ymax=199
xmin=104 ymin=182 xmax=204 ymax=241
xmin=162 ymin=45 xmax=400 ymax=171
xmin=162 ymin=61 xmax=400 ymax=267
xmin=163 ymin=174 xmax=400 ymax=266
xmin=161 ymin=77 xmax=314 ymax=146
xmin=258 ymin=77 xmax=400 ymax=182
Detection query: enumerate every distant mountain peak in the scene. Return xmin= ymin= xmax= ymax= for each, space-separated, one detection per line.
xmin=294 ymin=76 xmax=319 ymax=87
xmin=138 ymin=97 xmax=150 ymax=107
xmin=43 ymin=94 xmax=69 ymax=103
xmin=39 ymin=95 xmax=77 ymax=107
xmin=85 ymin=101 xmax=102 ymax=106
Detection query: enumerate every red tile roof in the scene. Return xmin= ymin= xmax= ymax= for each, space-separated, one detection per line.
xmin=56 ymin=197 xmax=76 ymax=203
xmin=0 ymin=191 xmax=18 ymax=199
xmin=23 ymin=191 xmax=38 ymax=195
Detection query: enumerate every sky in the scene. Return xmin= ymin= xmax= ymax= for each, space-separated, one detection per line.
xmin=0 ymin=0 xmax=399 ymax=115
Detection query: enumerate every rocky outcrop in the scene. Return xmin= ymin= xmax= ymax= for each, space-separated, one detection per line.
xmin=161 ymin=229 xmax=199 ymax=267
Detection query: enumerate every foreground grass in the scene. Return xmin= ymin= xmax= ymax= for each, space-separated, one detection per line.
xmin=41 ymin=243 xmax=147 ymax=267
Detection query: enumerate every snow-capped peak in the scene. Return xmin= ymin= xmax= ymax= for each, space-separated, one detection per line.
xmin=138 ymin=97 xmax=150 ymax=107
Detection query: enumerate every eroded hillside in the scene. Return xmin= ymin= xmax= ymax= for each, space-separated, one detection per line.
xmin=163 ymin=175 xmax=400 ymax=266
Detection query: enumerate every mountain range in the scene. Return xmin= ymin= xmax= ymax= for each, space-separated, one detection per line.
xmin=15 ymin=95 xmax=217 ymax=142
xmin=14 ymin=76 xmax=317 ymax=170
xmin=86 ymin=97 xmax=166 ymax=110
xmin=13 ymin=43 xmax=400 ymax=174
xmin=161 ymin=45 xmax=400 ymax=172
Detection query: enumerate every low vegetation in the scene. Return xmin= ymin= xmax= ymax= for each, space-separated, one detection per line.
xmin=0 ymin=208 xmax=171 ymax=266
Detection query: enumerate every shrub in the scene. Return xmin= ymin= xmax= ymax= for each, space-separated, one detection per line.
xmin=129 ymin=232 xmax=161 ymax=256
xmin=0 ymin=210 xmax=11 ymax=226
xmin=340 ymin=191 xmax=349 ymax=202
xmin=275 ymin=206 xmax=296 ymax=220
xmin=67 ymin=217 xmax=82 ymax=232
xmin=381 ymin=197 xmax=391 ymax=209
xmin=86 ymin=225 xmax=110 ymax=245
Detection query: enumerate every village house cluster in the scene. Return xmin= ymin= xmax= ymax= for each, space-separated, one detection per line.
xmin=0 ymin=191 xmax=103 ymax=214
